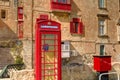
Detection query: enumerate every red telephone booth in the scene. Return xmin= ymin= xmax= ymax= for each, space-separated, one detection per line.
xmin=35 ymin=19 xmax=61 ymax=80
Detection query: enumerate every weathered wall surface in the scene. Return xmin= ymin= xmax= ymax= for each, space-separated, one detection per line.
xmin=1 ymin=0 xmax=120 ymax=80
xmin=0 ymin=48 xmax=14 ymax=69
xmin=10 ymin=69 xmax=34 ymax=80
xmin=0 ymin=0 xmax=17 ymax=39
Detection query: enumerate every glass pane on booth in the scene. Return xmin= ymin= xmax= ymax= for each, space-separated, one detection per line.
xmin=45 ymin=52 xmax=55 ymax=63
xmin=42 ymin=34 xmax=57 ymax=39
xmin=45 ymin=76 xmax=54 ymax=80
xmin=45 ymin=64 xmax=54 ymax=69
xmin=45 ymin=70 xmax=54 ymax=75
xmin=45 ymin=40 xmax=55 ymax=45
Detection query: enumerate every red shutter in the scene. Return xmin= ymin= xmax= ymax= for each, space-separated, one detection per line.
xmin=70 ymin=22 xmax=73 ymax=33
xmin=79 ymin=22 xmax=83 ymax=34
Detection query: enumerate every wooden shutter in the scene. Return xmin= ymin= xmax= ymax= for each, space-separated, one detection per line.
xmin=70 ymin=22 xmax=73 ymax=33
xmin=78 ymin=22 xmax=83 ymax=34
xmin=80 ymin=22 xmax=84 ymax=34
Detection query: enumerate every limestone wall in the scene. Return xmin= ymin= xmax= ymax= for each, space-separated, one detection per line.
xmin=10 ymin=69 xmax=34 ymax=80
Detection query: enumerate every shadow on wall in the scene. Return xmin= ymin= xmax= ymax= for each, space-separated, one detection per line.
xmin=62 ymin=42 xmax=101 ymax=80
xmin=0 ymin=48 xmax=14 ymax=69
xmin=62 ymin=55 xmax=97 ymax=80
xmin=71 ymin=0 xmax=81 ymax=17
xmin=62 ymin=42 xmax=96 ymax=80
xmin=0 ymin=19 xmax=17 ymax=40
xmin=109 ymin=63 xmax=120 ymax=80
xmin=0 ymin=19 xmax=23 ymax=69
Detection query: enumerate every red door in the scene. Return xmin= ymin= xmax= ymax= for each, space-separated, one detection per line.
xmin=40 ymin=32 xmax=61 ymax=80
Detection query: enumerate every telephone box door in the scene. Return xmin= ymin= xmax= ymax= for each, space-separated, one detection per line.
xmin=35 ymin=20 xmax=61 ymax=80
xmin=40 ymin=32 xmax=61 ymax=80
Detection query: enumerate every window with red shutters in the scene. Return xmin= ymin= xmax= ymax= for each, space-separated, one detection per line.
xmin=70 ymin=18 xmax=83 ymax=34
xmin=18 ymin=7 xmax=23 ymax=20
xmin=79 ymin=22 xmax=83 ymax=34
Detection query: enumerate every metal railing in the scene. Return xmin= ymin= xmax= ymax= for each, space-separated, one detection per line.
xmin=99 ymin=72 xmax=120 ymax=80
xmin=0 ymin=64 xmax=24 ymax=78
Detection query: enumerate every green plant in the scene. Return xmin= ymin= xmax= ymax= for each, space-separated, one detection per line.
xmin=15 ymin=55 xmax=24 ymax=64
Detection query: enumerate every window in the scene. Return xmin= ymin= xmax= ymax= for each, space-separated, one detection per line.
xmin=1 ymin=10 xmax=6 ymax=19
xmin=53 ymin=0 xmax=57 ymax=2
xmin=70 ymin=18 xmax=83 ymax=34
xmin=62 ymin=0 xmax=66 ymax=3
xmin=73 ymin=22 xmax=79 ymax=33
xmin=61 ymin=41 xmax=70 ymax=51
xmin=57 ymin=0 xmax=66 ymax=3
xmin=51 ymin=0 xmax=71 ymax=11
xmin=100 ymin=44 xmax=105 ymax=55
xmin=19 ymin=8 xmax=23 ymax=14
xmin=18 ymin=7 xmax=23 ymax=20
xmin=58 ymin=0 xmax=61 ymax=3
xmin=98 ymin=19 xmax=107 ymax=36
xmin=61 ymin=41 xmax=70 ymax=58
xmin=0 ymin=0 xmax=10 ymax=6
xmin=53 ymin=0 xmax=70 ymax=4
xmin=99 ymin=0 xmax=106 ymax=9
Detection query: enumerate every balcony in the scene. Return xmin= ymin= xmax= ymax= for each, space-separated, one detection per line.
xmin=51 ymin=2 xmax=71 ymax=12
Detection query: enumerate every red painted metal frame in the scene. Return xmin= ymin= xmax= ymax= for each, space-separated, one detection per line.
xmin=35 ymin=19 xmax=61 ymax=80
xmin=51 ymin=0 xmax=71 ymax=12
xmin=94 ymin=56 xmax=111 ymax=72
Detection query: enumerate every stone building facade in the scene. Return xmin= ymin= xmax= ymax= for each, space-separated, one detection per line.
xmin=1 ymin=0 xmax=120 ymax=79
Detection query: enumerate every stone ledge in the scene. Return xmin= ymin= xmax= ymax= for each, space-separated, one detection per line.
xmin=10 ymin=69 xmax=34 ymax=80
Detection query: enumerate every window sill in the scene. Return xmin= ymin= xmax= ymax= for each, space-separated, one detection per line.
xmin=98 ymin=34 xmax=109 ymax=38
xmin=71 ymin=33 xmax=83 ymax=36
xmin=1 ymin=18 xmax=7 ymax=21
xmin=99 ymin=7 xmax=107 ymax=10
